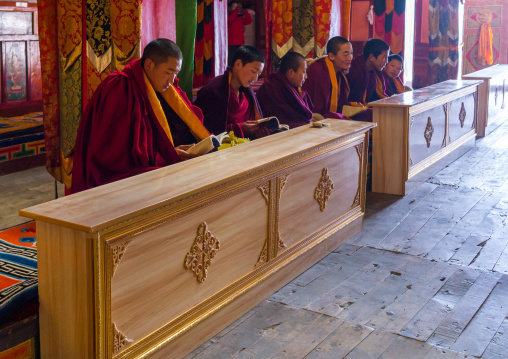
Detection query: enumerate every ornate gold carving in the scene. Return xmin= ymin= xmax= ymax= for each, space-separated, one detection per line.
xmin=495 ymin=87 xmax=498 ymax=106
xmin=113 ymin=323 xmax=133 ymax=353
xmin=278 ymin=174 xmax=289 ymax=199
xmin=184 ymin=222 xmax=220 ymax=283
xmin=112 ymin=240 xmax=131 ymax=277
xmin=409 ymin=116 xmax=414 ymax=131
xmin=258 ymin=182 xmax=270 ymax=204
xmin=277 ymin=231 xmax=287 ymax=251
xmin=351 ymin=143 xmax=364 ymax=208
xmin=314 ymin=168 xmax=334 ymax=212
xmin=424 ymin=117 xmax=434 ymax=148
xmin=255 ymin=240 xmax=268 ymax=267
xmin=459 ymin=102 xmax=466 ymax=128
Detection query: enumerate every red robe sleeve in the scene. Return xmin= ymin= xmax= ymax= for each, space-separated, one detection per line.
xmin=71 ymin=70 xmax=181 ymax=194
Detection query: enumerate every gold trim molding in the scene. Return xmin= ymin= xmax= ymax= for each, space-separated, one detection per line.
xmin=184 ymin=222 xmax=220 ymax=283
xmin=314 ymin=168 xmax=334 ymax=212
xmin=258 ymin=182 xmax=270 ymax=203
xmin=113 ymin=323 xmax=133 ymax=354
xmin=112 ymin=240 xmax=131 ymax=277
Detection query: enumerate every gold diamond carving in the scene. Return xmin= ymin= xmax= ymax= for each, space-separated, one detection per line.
xmin=184 ymin=222 xmax=220 ymax=283
xmin=314 ymin=168 xmax=334 ymax=212
xmin=424 ymin=117 xmax=434 ymax=148
xmin=113 ymin=323 xmax=133 ymax=353
xmin=255 ymin=240 xmax=268 ymax=267
xmin=459 ymin=102 xmax=466 ymax=128
xmin=112 ymin=240 xmax=131 ymax=277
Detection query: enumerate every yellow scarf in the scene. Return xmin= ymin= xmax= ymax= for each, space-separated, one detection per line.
xmin=374 ymin=71 xmax=388 ymax=100
xmin=325 ymin=57 xmax=339 ymax=113
xmin=143 ymin=73 xmax=209 ymax=145
xmin=393 ymin=77 xmax=405 ymax=94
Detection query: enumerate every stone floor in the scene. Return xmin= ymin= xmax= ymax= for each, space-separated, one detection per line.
xmin=0 ymin=118 xmax=506 ymax=359
xmin=185 ymin=118 xmax=508 ymax=359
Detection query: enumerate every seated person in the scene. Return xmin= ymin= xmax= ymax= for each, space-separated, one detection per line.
xmin=347 ymin=38 xmax=390 ymax=105
xmin=302 ymin=36 xmax=353 ymax=118
xmin=382 ymin=54 xmax=406 ymax=96
xmin=257 ymin=51 xmax=315 ymax=128
xmin=194 ymin=45 xmax=266 ymax=139
xmin=71 ymin=38 xmax=211 ymax=194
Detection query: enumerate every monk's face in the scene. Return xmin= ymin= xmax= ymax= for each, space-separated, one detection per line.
xmin=144 ymin=56 xmax=182 ymax=93
xmin=384 ymin=59 xmax=403 ymax=79
xmin=287 ymin=60 xmax=307 ymax=88
xmin=232 ymin=60 xmax=264 ymax=88
xmin=370 ymin=50 xmax=389 ymax=72
xmin=328 ymin=43 xmax=353 ymax=72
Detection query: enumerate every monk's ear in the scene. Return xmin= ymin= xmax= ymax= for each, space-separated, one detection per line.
xmin=144 ymin=58 xmax=155 ymax=73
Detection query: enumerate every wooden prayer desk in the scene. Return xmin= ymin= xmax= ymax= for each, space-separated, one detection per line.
xmin=463 ymin=64 xmax=508 ymax=137
xmin=369 ymin=79 xmax=481 ymax=196
xmin=20 ymin=120 xmax=374 ymax=359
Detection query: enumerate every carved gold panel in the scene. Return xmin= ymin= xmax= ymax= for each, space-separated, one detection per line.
xmin=184 ymin=222 xmax=220 ymax=283
xmin=408 ymin=105 xmax=446 ymax=167
xmin=314 ymin=168 xmax=334 ymax=212
xmin=112 ymin=240 xmax=131 ymax=277
xmin=113 ymin=323 xmax=133 ymax=354
xmin=449 ymin=93 xmax=476 ymax=143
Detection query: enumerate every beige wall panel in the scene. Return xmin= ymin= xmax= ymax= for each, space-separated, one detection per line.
xmin=279 ymin=143 xmax=361 ymax=249
xmin=110 ymin=187 xmax=267 ymax=344
xmin=449 ymin=93 xmax=476 ymax=143
xmin=409 ymin=106 xmax=447 ymax=167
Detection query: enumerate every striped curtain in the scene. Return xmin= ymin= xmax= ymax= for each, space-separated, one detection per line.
xmin=374 ymin=0 xmax=405 ymax=55
xmin=38 ymin=0 xmax=142 ymax=188
xmin=194 ymin=0 xmax=214 ymax=87
xmin=428 ymin=0 xmax=460 ymax=84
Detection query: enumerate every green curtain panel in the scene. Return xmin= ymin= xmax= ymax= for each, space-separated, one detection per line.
xmin=176 ymin=0 xmax=198 ymax=98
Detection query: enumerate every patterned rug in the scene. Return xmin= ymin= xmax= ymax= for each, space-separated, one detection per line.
xmin=0 ymin=113 xmax=43 ymax=139
xmin=0 ymin=222 xmax=37 ymax=323
xmin=0 ymin=113 xmax=45 ymax=163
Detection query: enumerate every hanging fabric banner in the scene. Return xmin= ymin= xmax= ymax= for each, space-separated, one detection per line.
xmin=176 ymin=0 xmax=198 ymax=98
xmin=194 ymin=0 xmax=214 ymax=87
xmin=314 ymin=0 xmax=332 ymax=57
xmin=374 ymin=0 xmax=405 ymax=55
xmin=38 ymin=0 xmax=142 ymax=189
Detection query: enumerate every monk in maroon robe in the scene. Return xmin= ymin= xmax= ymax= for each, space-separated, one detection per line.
xmin=302 ymin=36 xmax=353 ymax=119
xmin=71 ymin=39 xmax=210 ymax=194
xmin=382 ymin=54 xmax=406 ymax=97
xmin=347 ymin=38 xmax=390 ymax=105
xmin=194 ymin=45 xmax=266 ymax=139
xmin=257 ymin=52 xmax=314 ymax=128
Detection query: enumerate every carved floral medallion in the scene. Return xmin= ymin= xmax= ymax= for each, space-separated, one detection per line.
xmin=184 ymin=222 xmax=220 ymax=283
xmin=314 ymin=168 xmax=334 ymax=212
xmin=258 ymin=182 xmax=270 ymax=204
xmin=424 ymin=117 xmax=434 ymax=148
xmin=459 ymin=102 xmax=466 ymax=128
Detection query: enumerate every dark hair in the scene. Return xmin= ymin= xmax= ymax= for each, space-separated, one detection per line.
xmin=279 ymin=52 xmax=305 ymax=74
xmin=231 ymin=45 xmax=265 ymax=67
xmin=388 ymin=54 xmax=403 ymax=69
xmin=363 ymin=38 xmax=390 ymax=60
xmin=326 ymin=36 xmax=351 ymax=56
xmin=141 ymin=38 xmax=182 ymax=68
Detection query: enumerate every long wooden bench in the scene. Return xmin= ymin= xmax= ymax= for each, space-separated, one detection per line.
xmin=369 ymin=79 xmax=481 ymax=196
xmin=463 ymin=64 xmax=508 ymax=137
xmin=20 ymin=120 xmax=374 ymax=359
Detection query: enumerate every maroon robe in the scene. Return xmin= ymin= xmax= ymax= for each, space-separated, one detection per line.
xmin=381 ymin=71 xmax=405 ymax=97
xmin=302 ymin=57 xmax=349 ymax=119
xmin=257 ymin=71 xmax=314 ymax=128
xmin=347 ymin=55 xmax=387 ymax=104
xmin=71 ymin=59 xmax=201 ymax=194
xmin=194 ymin=69 xmax=263 ymax=138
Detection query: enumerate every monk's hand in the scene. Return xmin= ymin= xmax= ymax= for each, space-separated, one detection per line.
xmin=175 ymin=144 xmax=198 ymax=160
xmin=241 ymin=120 xmax=260 ymax=135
